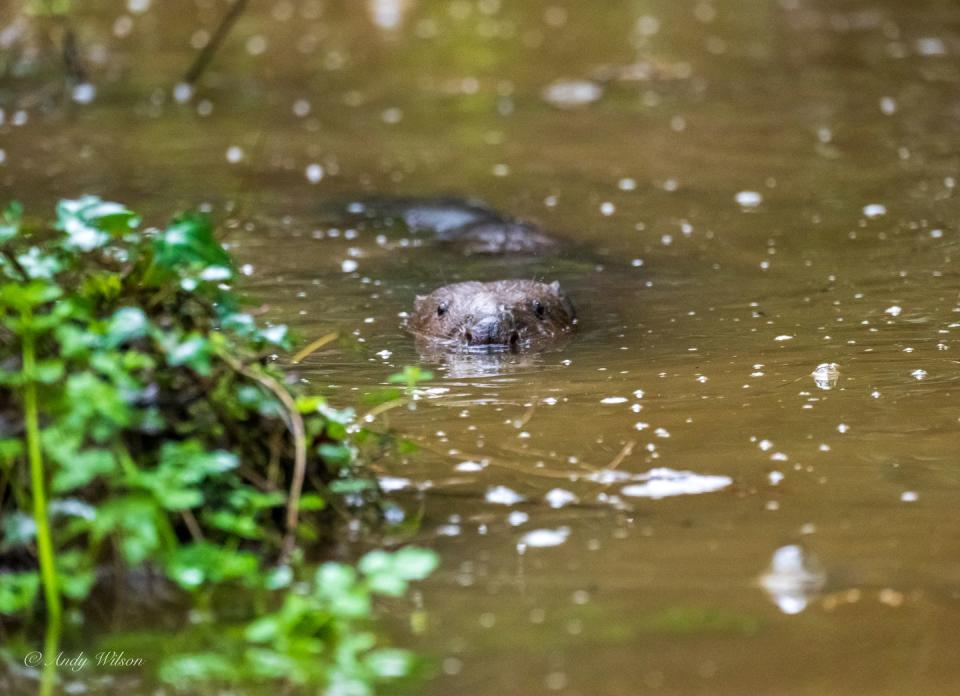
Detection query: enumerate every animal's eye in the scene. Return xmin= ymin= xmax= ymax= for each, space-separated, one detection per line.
xmin=533 ymin=300 xmax=546 ymax=319
xmin=437 ymin=302 xmax=448 ymax=317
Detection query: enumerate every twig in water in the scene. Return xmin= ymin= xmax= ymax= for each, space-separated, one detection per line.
xmin=606 ymin=440 xmax=635 ymax=470
xmin=219 ymin=352 xmax=306 ymax=562
xmin=181 ymin=0 xmax=250 ymax=85
xmin=291 ymin=331 xmax=339 ymax=364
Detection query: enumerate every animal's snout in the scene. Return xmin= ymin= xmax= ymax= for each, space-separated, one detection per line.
xmin=463 ymin=313 xmax=518 ymax=348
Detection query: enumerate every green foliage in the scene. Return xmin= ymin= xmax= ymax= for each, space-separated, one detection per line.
xmin=160 ymin=547 xmax=437 ymax=693
xmin=0 ymin=198 xmax=437 ymax=693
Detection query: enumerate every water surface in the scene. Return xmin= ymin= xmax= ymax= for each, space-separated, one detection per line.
xmin=3 ymin=0 xmax=960 ymax=693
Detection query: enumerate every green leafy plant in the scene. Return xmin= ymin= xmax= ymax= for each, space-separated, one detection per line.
xmin=0 ymin=198 xmax=437 ymax=694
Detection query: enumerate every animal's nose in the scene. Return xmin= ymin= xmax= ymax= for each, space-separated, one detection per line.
xmin=465 ymin=316 xmax=502 ymax=344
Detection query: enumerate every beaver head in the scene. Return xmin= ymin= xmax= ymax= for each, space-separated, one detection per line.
xmin=408 ymin=280 xmax=576 ymax=351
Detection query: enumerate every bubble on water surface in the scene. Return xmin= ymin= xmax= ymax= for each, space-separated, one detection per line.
xmin=811 ymin=362 xmax=840 ymax=390
xmin=225 ymin=146 xmax=244 ymax=163
xmin=517 ymin=527 xmax=571 ymax=551
xmin=620 ymin=468 xmax=732 ymax=499
xmin=911 ymin=369 xmax=927 ymax=380
xmin=544 ymin=488 xmax=578 ymax=508
xmin=885 ymin=305 xmax=902 ymax=317
xmin=600 ymin=201 xmax=616 ymax=216
xmin=774 ymin=335 xmax=793 ymax=342
xmin=305 ymin=163 xmax=325 ymax=183
xmin=541 ymin=79 xmax=603 ymax=108
xmin=127 ymin=0 xmax=151 ymax=13
xmin=735 ymin=191 xmax=763 ymax=208
xmin=915 ymin=37 xmax=946 ymax=55
xmin=601 ymin=396 xmax=628 ymax=404
xmin=507 ymin=511 xmax=529 ymax=526
xmin=340 ymin=259 xmax=358 ymax=272
xmin=863 ymin=203 xmax=887 ymax=218
xmin=486 ymin=486 xmax=524 ymax=505
xmin=173 ymin=82 xmax=193 ymax=103
xmin=382 ymin=107 xmax=403 ymax=124
xmin=901 ymin=491 xmax=918 ymax=503
xmin=455 ymin=460 xmax=485 ymax=472
xmin=618 ymin=177 xmax=637 ymax=191
xmin=72 ymin=83 xmax=96 ymax=104
xmin=759 ymin=545 xmax=826 ymax=615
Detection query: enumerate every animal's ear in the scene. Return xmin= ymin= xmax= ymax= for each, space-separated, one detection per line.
xmin=414 ymin=294 xmax=426 ymax=310
xmin=549 ymin=280 xmax=562 ymax=294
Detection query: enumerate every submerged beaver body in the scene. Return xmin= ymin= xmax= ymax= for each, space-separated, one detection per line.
xmin=347 ymin=198 xmax=558 ymax=256
xmin=409 ymin=279 xmax=576 ymax=352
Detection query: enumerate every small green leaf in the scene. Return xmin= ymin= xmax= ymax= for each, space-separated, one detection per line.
xmin=105 ymin=307 xmax=148 ymax=346
xmin=0 ymin=571 xmax=39 ymax=614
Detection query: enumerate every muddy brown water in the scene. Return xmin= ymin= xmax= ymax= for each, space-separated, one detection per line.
xmin=4 ymin=0 xmax=960 ymax=694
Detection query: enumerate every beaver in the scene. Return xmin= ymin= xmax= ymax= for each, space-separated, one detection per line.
xmin=408 ymin=279 xmax=576 ymax=351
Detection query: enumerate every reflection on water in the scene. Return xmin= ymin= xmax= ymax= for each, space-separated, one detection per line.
xmin=760 ymin=544 xmax=827 ymax=615
xmin=5 ymin=0 xmax=960 ymax=693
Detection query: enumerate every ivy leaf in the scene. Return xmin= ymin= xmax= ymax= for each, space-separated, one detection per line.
xmin=17 ymin=247 xmax=61 ymax=279
xmin=57 ymin=196 xmax=139 ymax=251
xmin=50 ymin=448 xmax=116 ymax=493
xmin=152 ymin=214 xmax=232 ymax=273
xmin=105 ymin=307 xmax=149 ymax=346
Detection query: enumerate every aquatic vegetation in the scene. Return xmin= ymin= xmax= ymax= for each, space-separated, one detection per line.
xmin=0 ymin=197 xmax=437 ymax=693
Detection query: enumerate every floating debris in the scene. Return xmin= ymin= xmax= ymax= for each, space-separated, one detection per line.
xmin=759 ymin=544 xmax=826 ymax=615
xmin=811 ymin=362 xmax=840 ymax=390
xmin=620 ymin=468 xmax=732 ymax=499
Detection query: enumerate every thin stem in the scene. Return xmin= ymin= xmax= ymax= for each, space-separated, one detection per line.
xmin=22 ymin=311 xmax=62 ymax=695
